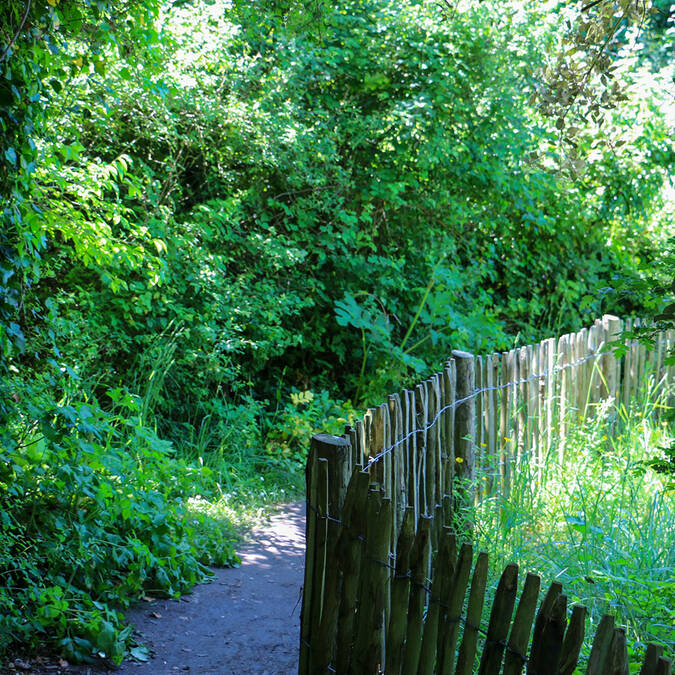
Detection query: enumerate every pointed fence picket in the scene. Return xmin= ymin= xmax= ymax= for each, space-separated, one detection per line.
xmin=298 ymin=315 xmax=673 ymax=674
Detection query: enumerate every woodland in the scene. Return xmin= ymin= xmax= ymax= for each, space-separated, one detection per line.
xmin=0 ymin=0 xmax=674 ymax=669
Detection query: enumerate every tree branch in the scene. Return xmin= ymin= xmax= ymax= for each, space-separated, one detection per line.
xmin=0 ymin=0 xmax=32 ymax=62
xmin=581 ymin=0 xmax=605 ymax=13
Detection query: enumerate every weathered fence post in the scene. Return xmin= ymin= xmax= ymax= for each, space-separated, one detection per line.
xmin=388 ymin=393 xmax=405 ymax=536
xmin=442 ymin=360 xmax=457 ymax=524
xmin=401 ymin=515 xmax=432 ymax=674
xmin=602 ymin=314 xmax=622 ymax=401
xmin=623 ymin=317 xmax=634 ymax=411
xmin=476 ymin=354 xmax=484 ymax=477
xmin=437 ymin=542 xmax=474 ymax=675
xmin=334 ymin=469 xmax=369 ymax=673
xmin=419 ymin=528 xmax=456 ymax=675
xmin=385 ymin=507 xmax=415 ymax=675
xmin=415 ymin=383 xmax=429 ymax=516
xmin=455 ymin=551 xmax=489 ymax=675
xmin=502 ymin=572 xmax=541 ymax=675
xmin=518 ymin=345 xmax=529 ymax=461
xmin=640 ymin=644 xmax=673 ymax=675
xmin=506 ymin=348 xmax=518 ymax=491
xmin=586 ymin=613 xmax=615 ymax=674
xmin=557 ymin=334 xmax=570 ymax=455
xmin=477 ymin=563 xmax=519 ymax=674
xmin=499 ymin=351 xmax=510 ymax=492
xmin=352 ymin=490 xmax=394 ymax=674
xmin=486 ymin=353 xmax=498 ymax=494
xmin=299 ymin=433 xmax=350 ymax=675
xmin=453 ymin=350 xmax=476 ymax=511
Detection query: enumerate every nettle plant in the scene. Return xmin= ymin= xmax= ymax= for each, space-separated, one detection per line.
xmin=0 ymin=368 xmax=238 ymax=663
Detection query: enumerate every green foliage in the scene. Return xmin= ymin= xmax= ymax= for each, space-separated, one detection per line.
xmin=1 ymin=0 xmax=673 ymax=663
xmin=0 ymin=0 xmax=163 ymax=357
xmin=607 ymin=236 xmax=675 ymax=481
xmin=8 ymin=0 xmax=669 ymax=411
xmin=463 ymin=383 xmax=675 ymax=669
xmin=334 ymin=260 xmax=510 ymax=403
xmin=0 ymin=368 xmax=238 ymax=663
xmin=71 ymin=0 xmax=668 ymax=403
xmin=265 ymin=389 xmax=358 ymax=465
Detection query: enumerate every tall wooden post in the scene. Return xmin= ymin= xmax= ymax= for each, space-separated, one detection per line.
xmin=453 ymin=350 xmax=476 ymax=510
xmin=299 ymin=433 xmax=350 ymax=675
xmin=602 ymin=314 xmax=622 ymax=401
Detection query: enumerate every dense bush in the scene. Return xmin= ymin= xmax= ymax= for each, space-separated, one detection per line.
xmin=0 ymin=368 xmax=239 ymax=663
xmin=25 ymin=0 xmax=671 ymax=408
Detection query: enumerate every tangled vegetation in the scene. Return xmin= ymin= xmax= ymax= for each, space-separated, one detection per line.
xmin=0 ymin=0 xmax=673 ymax=664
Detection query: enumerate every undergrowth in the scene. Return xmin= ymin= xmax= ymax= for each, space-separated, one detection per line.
xmin=1 ymin=375 xmax=233 ymax=664
xmin=463 ymin=375 xmax=675 ymax=671
xmin=0 ymin=353 xmax=354 ymax=665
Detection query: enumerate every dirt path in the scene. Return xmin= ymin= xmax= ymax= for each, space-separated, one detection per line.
xmin=117 ymin=501 xmax=305 ymax=675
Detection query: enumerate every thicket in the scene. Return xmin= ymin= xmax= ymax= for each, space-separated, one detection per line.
xmin=0 ymin=0 xmax=673 ymax=664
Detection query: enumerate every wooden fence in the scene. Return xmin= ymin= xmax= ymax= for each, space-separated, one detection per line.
xmin=298 ymin=315 xmax=674 ymax=674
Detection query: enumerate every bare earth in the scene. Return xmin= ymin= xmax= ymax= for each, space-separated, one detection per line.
xmin=116 ymin=502 xmax=305 ymax=675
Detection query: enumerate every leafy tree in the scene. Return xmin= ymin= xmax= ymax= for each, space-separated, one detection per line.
xmin=0 ymin=0 xmax=162 ymax=361
xmin=534 ymin=0 xmax=672 ymax=156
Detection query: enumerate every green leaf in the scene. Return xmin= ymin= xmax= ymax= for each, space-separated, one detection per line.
xmin=129 ymin=646 xmax=150 ymax=662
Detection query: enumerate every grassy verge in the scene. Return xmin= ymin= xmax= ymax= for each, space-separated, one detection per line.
xmin=463 ymin=376 xmax=675 ymax=670
xmin=185 ymin=457 xmax=305 ymax=550
xmin=178 ymin=388 xmax=357 ymax=544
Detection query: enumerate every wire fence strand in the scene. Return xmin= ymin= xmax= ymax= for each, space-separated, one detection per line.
xmin=304 ymin=504 xmax=534 ymax=673
xmin=365 ymin=347 xmax=606 ymax=469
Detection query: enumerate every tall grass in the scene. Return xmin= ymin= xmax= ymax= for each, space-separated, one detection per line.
xmin=127 ymin=331 xmax=309 ymax=534
xmin=178 ymin=389 xmax=356 ymax=536
xmin=466 ymin=375 xmax=675 ymax=668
